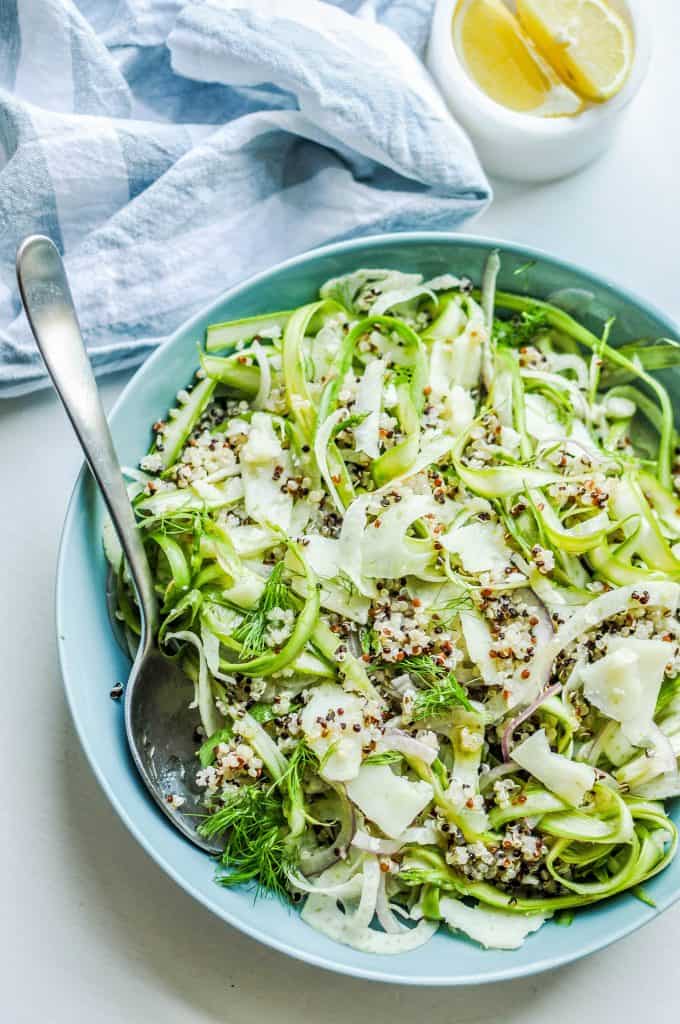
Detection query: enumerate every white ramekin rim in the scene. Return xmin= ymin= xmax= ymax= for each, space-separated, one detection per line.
xmin=428 ymin=0 xmax=653 ymax=138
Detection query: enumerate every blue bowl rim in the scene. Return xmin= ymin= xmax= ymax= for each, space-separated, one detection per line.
xmin=56 ymin=230 xmax=680 ymax=986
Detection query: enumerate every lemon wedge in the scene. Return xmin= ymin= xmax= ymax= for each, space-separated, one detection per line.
xmin=517 ymin=0 xmax=634 ymax=101
xmin=453 ymin=0 xmax=582 ymax=117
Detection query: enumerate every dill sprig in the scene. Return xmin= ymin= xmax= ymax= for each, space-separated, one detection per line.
xmin=198 ymin=742 xmax=318 ymax=898
xmin=412 ymin=674 xmax=473 ymax=720
xmin=398 ymin=655 xmax=473 ymax=717
xmin=139 ymin=507 xmax=208 ymax=537
xmin=398 ymin=654 xmax=450 ymax=687
xmin=279 ymin=740 xmax=319 ymax=806
xmin=432 ymin=590 xmax=473 ymax=625
xmin=199 ymin=785 xmax=292 ymax=898
xmin=232 ymin=563 xmax=293 ymax=658
xmin=493 ymin=308 xmax=548 ymax=347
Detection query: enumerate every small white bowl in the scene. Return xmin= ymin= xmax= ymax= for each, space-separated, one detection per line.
xmin=426 ymin=0 xmax=652 ymax=182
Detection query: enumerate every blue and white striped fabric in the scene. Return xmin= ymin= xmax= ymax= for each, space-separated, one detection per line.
xmin=0 ymin=0 xmax=490 ymax=397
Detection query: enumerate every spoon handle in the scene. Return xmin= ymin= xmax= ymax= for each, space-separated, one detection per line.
xmin=16 ymin=235 xmax=159 ymax=639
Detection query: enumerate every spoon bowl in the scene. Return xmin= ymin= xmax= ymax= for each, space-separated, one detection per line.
xmin=125 ymin=648 xmax=222 ymax=853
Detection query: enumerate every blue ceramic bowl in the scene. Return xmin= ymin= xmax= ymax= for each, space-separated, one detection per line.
xmin=57 ymin=233 xmax=680 ymax=985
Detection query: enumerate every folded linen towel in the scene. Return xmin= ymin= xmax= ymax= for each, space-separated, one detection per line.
xmin=0 ymin=0 xmax=490 ymax=397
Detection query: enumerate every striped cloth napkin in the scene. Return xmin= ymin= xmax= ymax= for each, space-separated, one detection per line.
xmin=0 ymin=0 xmax=490 ymax=397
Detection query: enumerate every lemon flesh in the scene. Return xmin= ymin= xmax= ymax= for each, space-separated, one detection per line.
xmin=453 ymin=0 xmax=582 ymax=116
xmin=517 ymin=0 xmax=634 ymax=101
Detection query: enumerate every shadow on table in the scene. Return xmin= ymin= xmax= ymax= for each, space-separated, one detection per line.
xmin=52 ymin=698 xmax=595 ymax=1024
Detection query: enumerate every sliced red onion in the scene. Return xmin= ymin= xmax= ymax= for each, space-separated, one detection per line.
xmin=501 ymin=682 xmax=562 ymax=762
xmin=383 ymin=728 xmax=438 ymax=765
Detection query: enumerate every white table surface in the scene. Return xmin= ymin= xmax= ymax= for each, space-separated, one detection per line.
xmin=2 ymin=6 xmax=679 ymax=1020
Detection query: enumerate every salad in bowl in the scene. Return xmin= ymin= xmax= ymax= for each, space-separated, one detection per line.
xmin=106 ymin=255 xmax=680 ymax=955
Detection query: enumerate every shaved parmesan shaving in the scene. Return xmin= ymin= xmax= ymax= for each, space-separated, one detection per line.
xmin=460 ymin=610 xmax=498 ymax=684
xmin=300 ymin=684 xmax=365 ymax=782
xmin=580 ymin=638 xmax=670 ymax=746
xmin=439 ymin=898 xmax=548 ymax=950
xmin=291 ymin=534 xmax=371 ymax=623
xmin=524 ymin=392 xmax=565 ymax=443
xmin=351 ymin=823 xmax=440 ymax=855
xmin=220 ymin=570 xmax=266 ymax=609
xmin=313 ymin=325 xmax=343 ymax=382
xmin=523 ymin=583 xmax=680 ymax=706
xmin=511 ymin=729 xmax=595 ymax=807
xmin=443 ymin=521 xmax=513 ymax=574
xmin=361 ymin=494 xmax=435 ymax=579
xmin=441 ymin=384 xmax=476 ymax=436
xmin=240 ymin=412 xmax=293 ymax=530
xmin=346 ymin=764 xmax=434 ymax=838
xmin=228 ymin=524 xmax=278 ymax=556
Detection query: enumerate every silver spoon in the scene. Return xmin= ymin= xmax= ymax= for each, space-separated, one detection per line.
xmin=17 ymin=235 xmax=220 ymax=854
